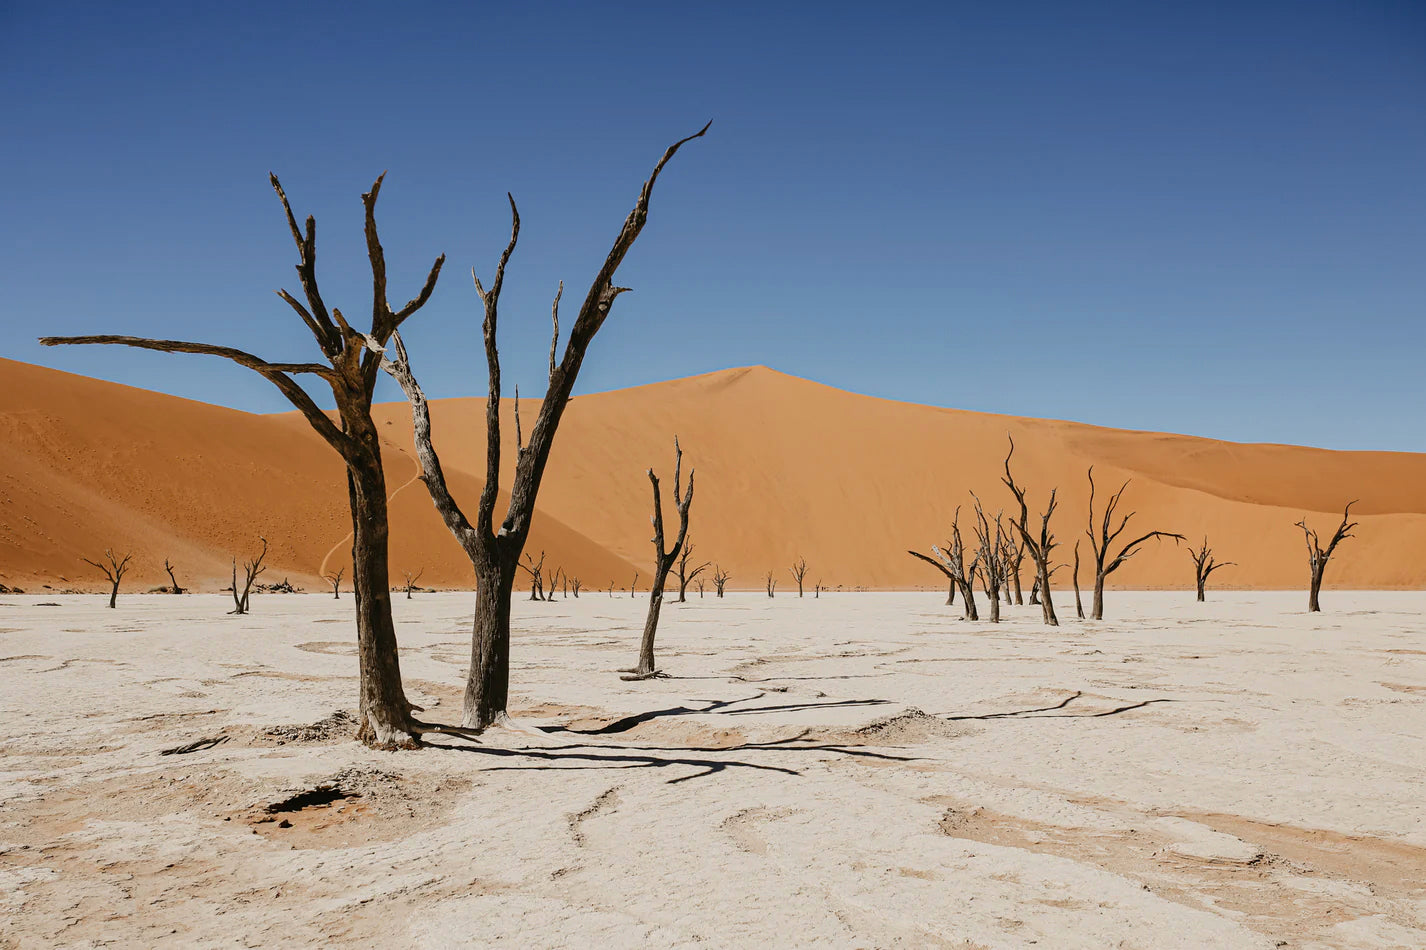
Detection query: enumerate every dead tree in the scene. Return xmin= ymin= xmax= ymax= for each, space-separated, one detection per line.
xmin=907 ymin=548 xmax=962 ymax=609
xmin=1295 ymin=502 xmax=1357 ymax=612
xmin=674 ymin=538 xmax=710 ymax=603
xmin=713 ymin=566 xmax=730 ymax=598
xmin=765 ymin=571 xmax=777 ymax=597
xmin=789 ymin=556 xmax=809 ymax=597
xmin=631 ymin=571 xmax=638 ymax=598
xmin=698 ymin=579 xmax=705 ymax=598
xmin=571 ymin=576 xmax=581 ymax=598
xmin=229 ymin=537 xmax=268 ymax=615
xmin=1084 ymin=467 xmax=1184 ymax=620
xmin=1002 ymin=437 xmax=1059 ymax=626
xmin=516 ymin=551 xmax=547 ymax=601
xmin=1071 ymin=540 xmax=1085 ymax=619
xmin=43 ymin=174 xmax=442 ymax=747
xmin=1188 ymin=537 xmax=1233 ymax=602
xmin=622 ymin=438 xmax=695 ymax=680
xmin=969 ymin=494 xmax=1005 ymax=623
xmin=402 ymin=568 xmax=424 ymax=600
xmin=326 ymin=567 xmax=344 ymax=599
xmin=1002 ymin=531 xmax=1026 ymax=604
xmin=163 ymin=558 xmax=185 ymax=594
xmin=815 ymin=580 xmax=822 ymax=598
xmin=82 ymin=549 xmax=132 ymax=608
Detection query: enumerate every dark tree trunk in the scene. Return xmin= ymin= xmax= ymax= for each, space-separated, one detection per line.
xmin=1308 ymin=567 xmax=1323 ymax=612
xmin=1073 ymin=542 xmax=1085 ymax=619
xmin=1196 ymin=574 xmax=1206 ymax=602
xmin=959 ymin=578 xmax=978 ymax=621
xmin=107 ymin=582 xmax=118 ymax=609
xmin=1037 ymin=562 xmax=1059 ymax=626
xmin=1010 ymin=567 xmax=1023 ymax=605
xmin=466 ymin=559 xmax=517 ymax=729
xmin=1091 ymin=576 xmax=1105 ymax=621
xmin=946 ymin=579 xmax=956 ymax=606
xmin=348 ymin=451 xmax=419 ymax=748
xmin=635 ymin=564 xmax=673 ymax=673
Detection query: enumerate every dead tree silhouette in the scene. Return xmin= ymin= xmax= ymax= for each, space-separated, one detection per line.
xmin=43 ymin=172 xmax=444 ymax=747
xmin=1084 ymin=467 xmax=1184 ymax=619
xmin=326 ymin=567 xmax=344 ymax=599
xmin=402 ymin=568 xmax=424 ymax=600
xmin=969 ymin=493 xmax=1005 ymax=623
xmin=622 ymin=438 xmax=695 ymax=680
xmin=1187 ymin=537 xmax=1232 ymax=602
xmin=675 ymin=538 xmax=710 ymax=603
xmin=229 ymin=537 xmax=268 ymax=615
xmin=162 ymin=558 xmax=184 ymax=594
xmin=1295 ymin=502 xmax=1357 ymax=612
xmin=83 ymin=549 xmax=132 ymax=609
xmin=1001 ymin=437 xmax=1059 ymax=626
xmin=790 ymin=556 xmax=809 ymax=597
xmin=713 ymin=566 xmax=730 ymax=598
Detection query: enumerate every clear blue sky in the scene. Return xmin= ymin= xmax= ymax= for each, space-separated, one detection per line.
xmin=3 ymin=1 xmax=1423 ymax=450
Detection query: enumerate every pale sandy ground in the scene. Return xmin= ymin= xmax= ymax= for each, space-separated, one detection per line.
xmin=2 ymin=590 xmax=1424 ymax=949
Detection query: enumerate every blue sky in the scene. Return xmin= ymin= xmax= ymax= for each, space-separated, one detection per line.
xmin=2 ymin=1 xmax=1423 ymax=450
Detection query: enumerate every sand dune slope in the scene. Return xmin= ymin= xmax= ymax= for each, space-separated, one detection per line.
xmin=4 ymin=358 xmax=1424 ymax=592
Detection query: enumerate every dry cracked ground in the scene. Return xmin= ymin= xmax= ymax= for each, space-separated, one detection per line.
xmin=2 ymin=590 xmax=1424 ymax=948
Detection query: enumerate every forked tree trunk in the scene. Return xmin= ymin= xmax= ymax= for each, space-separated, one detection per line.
xmin=466 ymin=559 xmax=517 ymax=728
xmin=1308 ymin=567 xmax=1324 ymax=613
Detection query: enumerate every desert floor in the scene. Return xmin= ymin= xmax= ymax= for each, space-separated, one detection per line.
xmin=2 ymin=590 xmax=1424 ymax=949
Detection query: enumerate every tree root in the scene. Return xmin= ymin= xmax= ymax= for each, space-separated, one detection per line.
xmin=618 ymin=669 xmax=667 ymax=681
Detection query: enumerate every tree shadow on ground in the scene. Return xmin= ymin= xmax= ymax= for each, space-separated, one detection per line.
xmin=541 ymin=695 xmax=891 ymax=735
xmin=941 ymin=691 xmax=1178 ymax=720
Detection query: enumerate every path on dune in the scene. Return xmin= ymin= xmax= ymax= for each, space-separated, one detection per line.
xmin=317 ymin=440 xmax=425 ymax=580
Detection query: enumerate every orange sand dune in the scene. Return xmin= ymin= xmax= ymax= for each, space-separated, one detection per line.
xmin=4 ymin=358 xmax=1424 ymax=593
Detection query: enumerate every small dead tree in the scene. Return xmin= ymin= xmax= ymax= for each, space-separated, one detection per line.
xmin=789 ymin=556 xmax=809 ymax=597
xmin=1295 ymin=502 xmax=1357 ymax=612
xmin=326 ymin=567 xmax=344 ymax=599
xmin=622 ymin=438 xmax=694 ymax=680
xmin=1002 ymin=437 xmax=1059 ymax=626
xmin=402 ymin=568 xmax=424 ymax=600
xmin=815 ymin=580 xmax=822 ymax=598
xmin=1072 ymin=540 xmax=1085 ymax=619
xmin=371 ymin=123 xmax=708 ymax=731
xmin=1002 ymin=531 xmax=1026 ymax=605
xmin=969 ymin=494 xmax=1005 ymax=623
xmin=713 ymin=566 xmax=730 ymax=597
xmin=1188 ymin=537 xmax=1233 ymax=602
xmin=44 ymin=172 xmax=443 ymax=747
xmin=631 ymin=571 xmax=638 ymax=598
xmin=1084 ymin=467 xmax=1184 ymax=620
xmin=162 ymin=558 xmax=185 ymax=594
xmin=765 ymin=571 xmax=777 ymax=597
xmin=83 ymin=549 xmax=132 ymax=608
xmin=675 ymin=538 xmax=710 ymax=603
xmin=571 ymin=576 xmax=581 ymax=598
xmin=935 ymin=509 xmax=980 ymax=621
xmin=518 ymin=552 xmax=547 ymax=602
xmin=230 ymin=537 xmax=268 ymax=615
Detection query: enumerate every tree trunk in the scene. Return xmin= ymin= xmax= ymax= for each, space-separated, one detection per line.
xmin=108 ymin=582 xmax=118 ymax=609
xmin=1011 ymin=569 xmax=1023 ymax=605
xmin=1196 ymin=571 xmax=1206 ymax=602
xmin=959 ymin=579 xmax=978 ymax=621
xmin=347 ymin=456 xmax=418 ymax=749
xmin=1091 ymin=574 xmax=1105 ymax=621
xmin=1308 ymin=566 xmax=1323 ymax=612
xmin=1038 ymin=563 xmax=1059 ymax=626
xmin=946 ymin=579 xmax=956 ymax=606
xmin=986 ymin=585 xmax=999 ymax=623
xmin=465 ymin=558 xmax=516 ymax=729
xmin=635 ymin=562 xmax=674 ymax=675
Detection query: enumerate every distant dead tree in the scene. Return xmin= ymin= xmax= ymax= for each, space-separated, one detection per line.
xmin=371 ymin=123 xmax=708 ymax=731
xmin=1187 ymin=537 xmax=1233 ymax=602
xmin=621 ymin=438 xmax=694 ymax=680
xmin=229 ymin=537 xmax=268 ymax=615
xmin=326 ymin=567 xmax=344 ymax=599
xmin=1001 ymin=531 xmax=1026 ymax=604
xmin=402 ymin=568 xmax=424 ymax=600
xmin=1084 ymin=467 xmax=1184 ymax=620
xmin=713 ymin=566 xmax=730 ymax=598
xmin=631 ymin=571 xmax=638 ymax=598
xmin=1071 ymin=540 xmax=1085 ymax=619
xmin=83 ymin=549 xmax=133 ymax=609
xmin=674 ymin=537 xmax=710 ymax=603
xmin=935 ymin=508 xmax=980 ymax=621
xmin=765 ymin=571 xmax=777 ymax=597
xmin=1295 ymin=502 xmax=1357 ymax=612
xmin=570 ymin=576 xmax=581 ymax=598
xmin=162 ymin=558 xmax=185 ymax=594
xmin=815 ymin=580 xmax=822 ymax=598
xmin=969 ymin=494 xmax=1005 ymax=623
xmin=1001 ymin=437 xmax=1059 ymax=626
xmin=44 ymin=172 xmax=445 ymax=747
xmin=518 ymin=552 xmax=547 ymax=602
xmin=789 ymin=556 xmax=809 ymax=597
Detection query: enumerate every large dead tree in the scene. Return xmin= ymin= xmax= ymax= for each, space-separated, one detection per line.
xmin=969 ymin=494 xmax=1005 ymax=623
xmin=790 ymin=556 xmax=809 ymax=597
xmin=674 ymin=537 xmax=710 ymax=603
xmin=712 ymin=565 xmax=730 ymax=598
xmin=1295 ymin=503 xmax=1357 ymax=612
xmin=83 ymin=549 xmax=132 ymax=609
xmin=1084 ymin=467 xmax=1184 ymax=620
xmin=42 ymin=173 xmax=440 ymax=748
xmin=402 ymin=568 xmax=424 ymax=600
xmin=1188 ymin=537 xmax=1233 ymax=602
xmin=1001 ymin=437 xmax=1059 ymax=626
xmin=229 ymin=537 xmax=268 ymax=615
xmin=621 ymin=438 xmax=694 ymax=680
xmin=163 ymin=558 xmax=185 ymax=594
xmin=372 ymin=124 xmax=708 ymax=730
xmin=906 ymin=550 xmax=957 ymax=606
xmin=326 ymin=568 xmax=344 ymax=600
